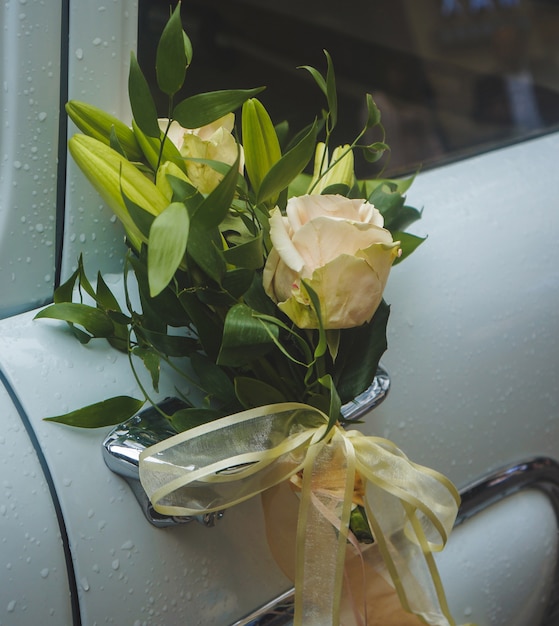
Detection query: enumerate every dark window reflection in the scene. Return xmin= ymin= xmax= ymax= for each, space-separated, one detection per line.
xmin=138 ymin=0 xmax=559 ymax=177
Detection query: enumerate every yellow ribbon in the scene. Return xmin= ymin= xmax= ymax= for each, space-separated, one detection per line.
xmin=139 ymin=403 xmax=462 ymax=626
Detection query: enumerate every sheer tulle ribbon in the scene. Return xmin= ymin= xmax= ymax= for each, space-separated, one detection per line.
xmin=139 ymin=403 xmax=462 ymax=626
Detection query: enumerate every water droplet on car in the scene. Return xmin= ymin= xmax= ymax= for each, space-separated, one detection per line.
xmin=75 ymin=48 xmax=84 ymax=60
xmin=40 ymin=568 xmax=49 ymax=578
xmin=6 ymin=600 xmax=16 ymax=612
xmin=80 ymin=577 xmax=90 ymax=591
xmin=121 ymin=540 xmax=134 ymax=550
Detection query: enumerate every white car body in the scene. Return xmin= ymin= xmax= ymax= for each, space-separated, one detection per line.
xmin=1 ymin=1 xmax=558 ymax=625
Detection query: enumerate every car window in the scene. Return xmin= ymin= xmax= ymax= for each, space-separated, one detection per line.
xmin=138 ymin=0 xmax=559 ymax=177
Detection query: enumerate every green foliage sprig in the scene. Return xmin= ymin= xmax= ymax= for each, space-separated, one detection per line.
xmin=37 ymin=1 xmax=425 ymax=432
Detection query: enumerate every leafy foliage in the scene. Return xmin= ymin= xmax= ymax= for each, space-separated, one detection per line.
xmin=39 ymin=1 xmax=425 ymax=431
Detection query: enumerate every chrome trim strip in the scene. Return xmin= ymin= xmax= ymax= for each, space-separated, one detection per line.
xmin=231 ymin=456 xmax=559 ymax=626
xmin=102 ymin=398 xmax=222 ymax=528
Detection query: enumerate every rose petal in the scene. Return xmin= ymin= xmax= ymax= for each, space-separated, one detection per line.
xmin=291 ymin=217 xmax=394 ymax=273
xmin=287 ymin=195 xmax=382 ymax=227
xmin=269 ymin=208 xmax=305 ymax=274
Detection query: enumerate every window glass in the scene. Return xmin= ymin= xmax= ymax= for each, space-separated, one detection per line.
xmin=138 ymin=0 xmax=559 ymax=177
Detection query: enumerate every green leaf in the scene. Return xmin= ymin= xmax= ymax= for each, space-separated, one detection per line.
xmin=367 ymin=181 xmax=405 ymax=225
xmin=121 ymin=184 xmax=155 ymax=239
xmin=97 ymin=272 xmax=128 ymax=351
xmin=392 ymin=231 xmax=426 ymax=265
xmin=107 ymin=310 xmax=132 ymax=325
xmin=217 ymin=304 xmax=278 ymax=367
xmin=385 ymin=204 xmax=423 ymax=232
xmin=362 ymin=142 xmax=389 ymax=164
xmin=252 ymin=312 xmax=312 ymax=366
xmin=128 ymin=52 xmax=160 ymax=138
xmin=75 ymin=255 xmax=97 ymax=300
xmin=173 ymin=87 xmax=265 ymax=129
xmin=191 ymin=152 xmax=240 ymax=230
xmin=95 ymin=272 xmax=122 ymax=313
xmin=195 ymin=285 xmax=235 ymax=307
xmin=324 ymin=50 xmax=338 ymax=130
xmin=360 ymin=175 xmax=415 ymax=198
xmin=186 ymin=224 xmax=226 ymax=283
xmin=350 ymin=505 xmax=374 ymax=544
xmin=301 ymin=281 xmax=326 ymax=359
xmin=148 ymin=202 xmax=190 ymax=297
xmin=222 ymin=233 xmax=264 ymax=269
xmin=221 ymin=268 xmax=255 ymax=299
xmin=44 ymin=396 xmax=145 ymax=428
xmin=35 ymin=303 xmax=114 ymax=337
xmin=109 ymin=126 xmax=128 ymax=158
xmin=69 ymin=326 xmax=94 ymax=345
xmin=171 ymin=407 xmax=222 ymax=432
xmin=320 ymin=183 xmax=351 ymax=196
xmin=243 ymin=272 xmax=278 ymax=316
xmin=190 ymin=352 xmax=236 ymax=404
xmin=257 ymin=121 xmax=318 ymax=204
xmin=55 ymin=255 xmax=95 ymax=305
xmin=364 ymin=93 xmax=381 ymax=128
xmin=317 ymin=374 xmax=341 ymax=434
xmin=183 ymin=30 xmax=193 ymax=66
xmin=334 ymin=300 xmax=390 ymax=403
xmin=242 ymin=98 xmax=282 ymax=194
xmin=136 ymin=327 xmax=198 ymax=357
xmin=127 ymin=250 xmax=189 ymax=328
xmin=132 ymin=347 xmax=161 ymax=392
xmin=234 ymin=377 xmax=287 ymax=409
xmin=178 ymin=291 xmax=222 ymax=360
xmin=156 ymin=2 xmax=187 ymax=95
xmin=166 ymin=173 xmax=200 ymax=204
xmin=54 ymin=265 xmax=80 ymax=304
xmin=298 ymin=64 xmax=327 ymax=97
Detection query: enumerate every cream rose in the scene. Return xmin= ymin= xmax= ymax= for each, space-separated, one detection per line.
xmin=158 ymin=113 xmax=243 ymax=194
xmin=262 ymin=194 xmax=400 ymax=329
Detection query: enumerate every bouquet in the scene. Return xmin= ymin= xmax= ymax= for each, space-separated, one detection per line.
xmin=37 ymin=3 xmax=470 ymax=625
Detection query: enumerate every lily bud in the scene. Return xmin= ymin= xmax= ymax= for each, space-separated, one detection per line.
xmin=241 ymin=98 xmax=281 ymax=195
xmin=309 ymin=142 xmax=354 ymax=195
xmin=69 ymin=134 xmax=169 ymax=250
xmin=66 ymin=100 xmax=143 ymax=162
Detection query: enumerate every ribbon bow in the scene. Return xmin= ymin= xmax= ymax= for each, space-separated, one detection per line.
xmin=139 ymin=403 xmax=462 ymax=626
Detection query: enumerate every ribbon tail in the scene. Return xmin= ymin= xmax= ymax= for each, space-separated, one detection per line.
xmin=362 ymin=475 xmax=457 ymax=626
xmin=294 ymin=431 xmax=355 ymax=626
